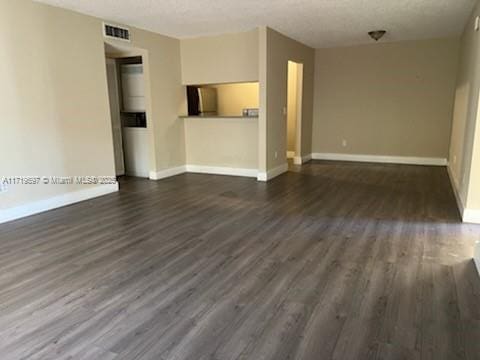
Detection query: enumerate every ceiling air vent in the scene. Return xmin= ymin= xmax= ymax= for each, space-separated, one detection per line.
xmin=103 ymin=23 xmax=130 ymax=42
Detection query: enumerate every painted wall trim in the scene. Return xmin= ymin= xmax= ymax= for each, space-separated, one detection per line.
xmin=257 ymin=163 xmax=289 ymax=182
xmin=294 ymin=153 xmax=312 ymax=165
xmin=303 ymin=154 xmax=312 ymax=163
xmin=463 ymin=209 xmax=480 ymax=224
xmin=311 ymin=153 xmax=447 ymax=166
xmin=447 ymin=165 xmax=465 ymax=219
xmin=186 ymin=165 xmax=258 ymax=178
xmin=446 ymin=165 xmax=480 ymax=224
xmin=149 ymin=166 xmax=187 ymax=180
xmin=151 ymin=165 xmax=258 ymax=179
xmin=0 ymin=183 xmax=119 ymax=225
xmin=474 ymin=242 xmax=480 ymax=276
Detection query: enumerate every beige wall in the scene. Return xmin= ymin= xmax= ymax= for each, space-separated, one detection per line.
xmin=0 ymin=0 xmax=116 ymax=209
xmin=107 ymin=27 xmax=186 ymax=174
xmin=259 ymin=27 xmax=315 ymax=172
xmin=0 ymin=0 xmax=185 ymax=212
xmin=312 ymin=38 xmax=459 ymax=159
xmin=184 ymin=118 xmax=258 ymax=169
xmin=449 ymin=0 xmax=480 ymax=212
xmin=211 ymin=82 xmax=259 ymax=117
xmin=180 ymin=30 xmax=259 ymax=85
xmin=180 ymin=30 xmax=260 ymax=172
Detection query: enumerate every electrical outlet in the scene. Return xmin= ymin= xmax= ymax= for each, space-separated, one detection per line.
xmin=342 ymin=139 xmax=347 ymax=147
xmin=274 ymin=151 xmax=278 ymax=159
xmin=453 ymin=155 xmax=457 ymax=165
xmin=282 ymin=106 xmax=287 ymax=116
xmin=475 ymin=16 xmax=480 ymax=31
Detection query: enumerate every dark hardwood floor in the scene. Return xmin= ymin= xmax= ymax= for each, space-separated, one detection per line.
xmin=0 ymin=161 xmax=479 ymax=360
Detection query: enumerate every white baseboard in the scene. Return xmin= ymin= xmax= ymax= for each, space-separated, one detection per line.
xmin=257 ymin=172 xmax=267 ymax=181
xmin=447 ymin=165 xmax=465 ymax=219
xmin=294 ymin=153 xmax=312 ymax=165
xmin=149 ymin=166 xmax=186 ymax=180
xmin=257 ymin=163 xmax=289 ymax=182
xmin=150 ymin=165 xmax=257 ymax=179
xmin=463 ymin=209 xmax=480 ymax=224
xmin=311 ymin=153 xmax=447 ymax=166
xmin=0 ymin=183 xmax=119 ymax=225
xmin=303 ymin=154 xmax=312 ymax=163
xmin=186 ymin=165 xmax=258 ymax=178
xmin=287 ymin=151 xmax=295 ymax=159
xmin=446 ymin=165 xmax=480 ymax=224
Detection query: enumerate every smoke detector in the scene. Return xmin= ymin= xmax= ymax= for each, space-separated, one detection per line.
xmin=368 ymin=30 xmax=386 ymax=41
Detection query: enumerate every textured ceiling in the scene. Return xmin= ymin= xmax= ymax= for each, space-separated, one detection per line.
xmin=34 ymin=0 xmax=476 ymax=48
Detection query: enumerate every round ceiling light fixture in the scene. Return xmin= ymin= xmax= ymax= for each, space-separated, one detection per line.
xmin=368 ymin=30 xmax=387 ymax=41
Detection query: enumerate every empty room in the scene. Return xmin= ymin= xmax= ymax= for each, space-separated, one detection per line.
xmin=1 ymin=0 xmax=480 ymax=359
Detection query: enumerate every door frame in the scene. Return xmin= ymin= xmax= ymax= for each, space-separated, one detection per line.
xmin=106 ymin=57 xmax=126 ymax=176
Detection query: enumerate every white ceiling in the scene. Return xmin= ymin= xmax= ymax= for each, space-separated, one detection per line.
xmin=34 ymin=0 xmax=476 ymax=48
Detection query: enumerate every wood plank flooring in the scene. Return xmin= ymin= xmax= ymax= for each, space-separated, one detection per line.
xmin=0 ymin=160 xmax=479 ymax=360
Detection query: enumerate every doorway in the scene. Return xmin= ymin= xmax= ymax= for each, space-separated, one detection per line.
xmin=106 ymin=58 xmax=125 ymax=176
xmin=286 ymin=61 xmax=304 ymax=165
xmin=105 ymin=44 xmax=150 ymax=178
